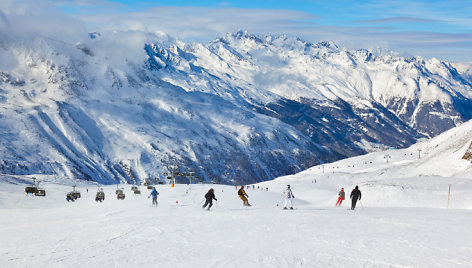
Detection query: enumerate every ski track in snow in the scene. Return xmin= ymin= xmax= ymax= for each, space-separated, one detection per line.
xmin=1 ymin=181 xmax=471 ymax=268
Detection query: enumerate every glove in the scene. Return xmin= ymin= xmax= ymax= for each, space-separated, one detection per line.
xmin=215 ymin=199 xmax=218 ymax=201
xmin=293 ymin=196 xmax=295 ymax=198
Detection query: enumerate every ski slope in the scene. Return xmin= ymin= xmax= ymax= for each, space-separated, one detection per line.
xmin=0 ymin=178 xmax=471 ymax=268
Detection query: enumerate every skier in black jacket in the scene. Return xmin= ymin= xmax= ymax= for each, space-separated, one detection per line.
xmin=203 ymin=189 xmax=217 ymax=210
xmin=350 ymin=186 xmax=362 ymax=210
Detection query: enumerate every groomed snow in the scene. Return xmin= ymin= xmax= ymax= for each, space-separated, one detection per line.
xmin=1 ymin=176 xmax=471 ymax=268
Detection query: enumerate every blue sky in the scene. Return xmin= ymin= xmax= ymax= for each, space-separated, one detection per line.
xmin=63 ymin=0 xmax=472 ymax=32
xmin=2 ymin=0 xmax=472 ymax=61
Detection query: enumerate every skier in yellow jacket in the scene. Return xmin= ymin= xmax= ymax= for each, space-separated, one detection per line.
xmin=238 ymin=186 xmax=250 ymax=206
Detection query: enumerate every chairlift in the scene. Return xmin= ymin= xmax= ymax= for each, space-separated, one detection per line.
xmin=26 ymin=177 xmax=38 ymax=193
xmin=117 ymin=192 xmax=125 ymax=200
xmin=133 ymin=189 xmax=141 ymax=195
xmin=131 ymin=186 xmax=138 ymax=191
xmin=70 ymin=185 xmax=81 ymax=198
xmin=35 ymin=189 xmax=46 ymax=196
xmin=115 ymin=189 xmax=124 ymax=195
xmin=66 ymin=192 xmax=78 ymax=202
xmin=95 ymin=190 xmax=105 ymax=202
xmin=25 ymin=177 xmax=46 ymax=196
xmin=25 ymin=186 xmax=38 ymax=195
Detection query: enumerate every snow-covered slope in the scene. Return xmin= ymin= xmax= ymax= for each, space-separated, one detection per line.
xmin=1 ymin=30 xmax=472 ymax=184
xmin=260 ymin=119 xmax=472 ymax=209
xmin=1 ymin=159 xmax=471 ymax=267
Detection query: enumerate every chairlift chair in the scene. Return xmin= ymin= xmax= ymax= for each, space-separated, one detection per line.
xmin=66 ymin=192 xmax=78 ymax=202
xmin=70 ymin=191 xmax=81 ymax=198
xmin=25 ymin=186 xmax=38 ymax=195
xmin=95 ymin=191 xmax=105 ymax=202
xmin=35 ymin=189 xmax=46 ymax=196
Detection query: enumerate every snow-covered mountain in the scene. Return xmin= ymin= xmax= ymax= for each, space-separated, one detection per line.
xmin=1 ymin=30 xmax=472 ymax=184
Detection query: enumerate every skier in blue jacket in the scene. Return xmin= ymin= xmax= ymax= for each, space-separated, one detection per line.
xmin=149 ymin=187 xmax=159 ymax=206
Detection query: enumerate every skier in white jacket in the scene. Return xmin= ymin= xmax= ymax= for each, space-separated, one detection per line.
xmin=283 ymin=185 xmax=295 ymax=210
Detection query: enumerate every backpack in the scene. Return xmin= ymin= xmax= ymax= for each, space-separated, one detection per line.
xmin=238 ymin=189 xmax=243 ymax=195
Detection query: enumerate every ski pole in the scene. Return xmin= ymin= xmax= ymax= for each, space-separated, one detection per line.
xmin=359 ymin=200 xmax=364 ymax=209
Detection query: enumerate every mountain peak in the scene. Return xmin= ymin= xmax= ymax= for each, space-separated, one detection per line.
xmin=315 ymin=40 xmax=339 ymax=50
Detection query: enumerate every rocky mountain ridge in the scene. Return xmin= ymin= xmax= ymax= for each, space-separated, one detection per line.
xmin=0 ymin=30 xmax=471 ymax=184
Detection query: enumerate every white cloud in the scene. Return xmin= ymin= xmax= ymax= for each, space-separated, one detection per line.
xmin=79 ymin=6 xmax=318 ymax=41
xmin=0 ymin=0 xmax=89 ymax=43
xmin=75 ymin=5 xmax=472 ymax=62
xmin=1 ymin=0 xmax=471 ymax=62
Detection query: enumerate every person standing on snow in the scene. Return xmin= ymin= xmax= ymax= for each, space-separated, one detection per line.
xmin=202 ymin=188 xmax=217 ymax=210
xmin=149 ymin=187 xmax=159 ymax=206
xmin=238 ymin=186 xmax=250 ymax=206
xmin=283 ymin=185 xmax=295 ymax=210
xmin=350 ymin=186 xmax=362 ymax=210
xmin=336 ymin=188 xmax=345 ymax=206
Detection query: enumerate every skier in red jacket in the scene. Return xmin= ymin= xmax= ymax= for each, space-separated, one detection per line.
xmin=336 ymin=188 xmax=345 ymax=206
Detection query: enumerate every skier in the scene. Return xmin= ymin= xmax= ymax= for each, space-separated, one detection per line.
xmin=350 ymin=186 xmax=362 ymax=210
xmin=238 ymin=186 xmax=250 ymax=206
xmin=149 ymin=187 xmax=159 ymax=206
xmin=202 ymin=189 xmax=217 ymax=210
xmin=283 ymin=185 xmax=295 ymax=210
xmin=336 ymin=188 xmax=345 ymax=206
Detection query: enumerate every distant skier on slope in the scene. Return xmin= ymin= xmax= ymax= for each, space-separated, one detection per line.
xmin=238 ymin=186 xmax=250 ymax=206
xmin=283 ymin=185 xmax=295 ymax=210
xmin=149 ymin=187 xmax=159 ymax=206
xmin=336 ymin=188 xmax=345 ymax=206
xmin=202 ymin=188 xmax=217 ymax=210
xmin=350 ymin=186 xmax=362 ymax=210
